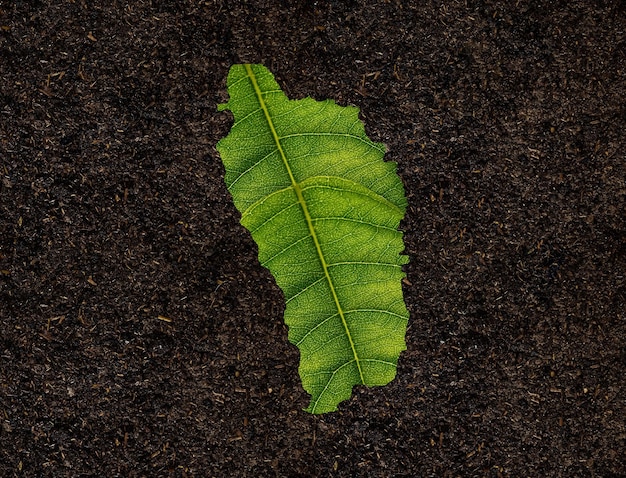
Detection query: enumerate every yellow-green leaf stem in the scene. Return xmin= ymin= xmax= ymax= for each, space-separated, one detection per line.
xmin=243 ymin=64 xmax=365 ymax=389
xmin=217 ymin=64 xmax=409 ymax=413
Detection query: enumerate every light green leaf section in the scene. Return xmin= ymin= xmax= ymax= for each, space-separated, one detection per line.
xmin=217 ymin=64 xmax=409 ymax=413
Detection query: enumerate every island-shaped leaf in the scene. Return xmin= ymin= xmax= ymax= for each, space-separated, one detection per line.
xmin=217 ymin=64 xmax=409 ymax=414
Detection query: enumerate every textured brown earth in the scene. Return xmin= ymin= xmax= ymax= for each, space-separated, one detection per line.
xmin=1 ymin=1 xmax=625 ymax=476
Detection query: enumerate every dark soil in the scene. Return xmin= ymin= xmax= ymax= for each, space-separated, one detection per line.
xmin=1 ymin=1 xmax=625 ymax=476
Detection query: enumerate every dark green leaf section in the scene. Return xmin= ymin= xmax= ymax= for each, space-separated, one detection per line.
xmin=217 ymin=64 xmax=409 ymax=413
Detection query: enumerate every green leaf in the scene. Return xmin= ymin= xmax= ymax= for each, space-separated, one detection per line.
xmin=216 ymin=64 xmax=409 ymax=414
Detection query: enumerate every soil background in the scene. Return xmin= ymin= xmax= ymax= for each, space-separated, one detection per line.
xmin=1 ymin=1 xmax=625 ymax=477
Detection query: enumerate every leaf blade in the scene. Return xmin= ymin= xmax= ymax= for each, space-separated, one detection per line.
xmin=217 ymin=64 xmax=409 ymax=414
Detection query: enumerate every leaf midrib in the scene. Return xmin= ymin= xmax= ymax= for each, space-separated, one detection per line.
xmin=244 ymin=64 xmax=365 ymax=392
